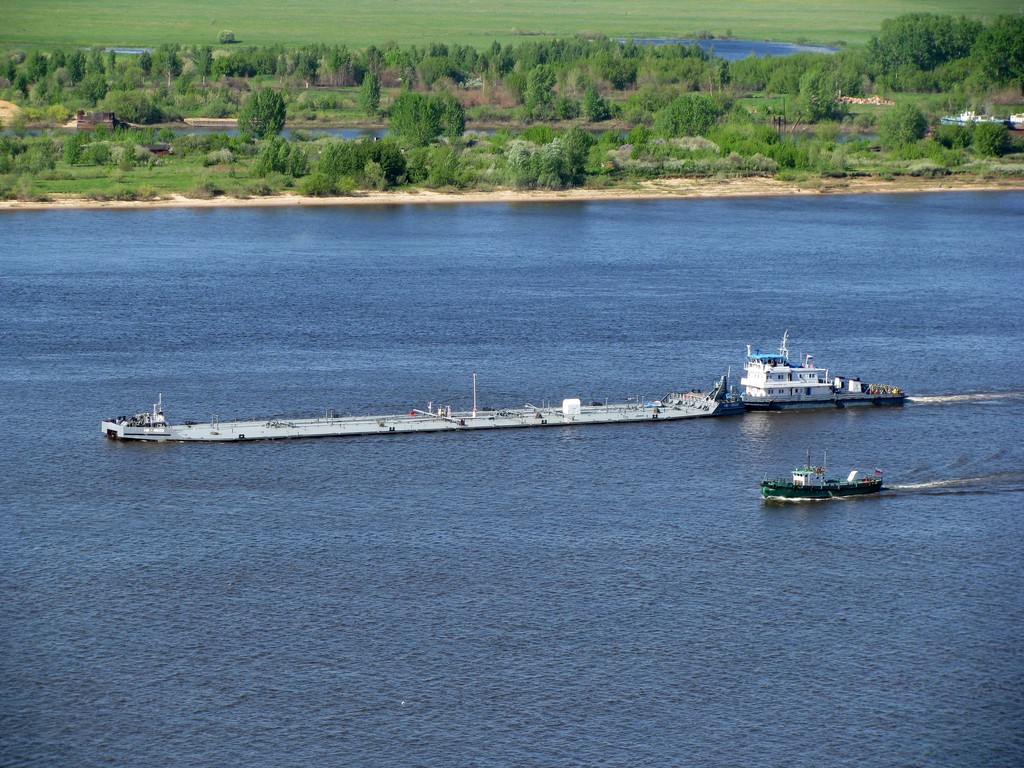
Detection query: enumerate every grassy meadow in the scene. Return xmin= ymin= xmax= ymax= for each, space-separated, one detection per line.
xmin=2 ymin=0 xmax=1020 ymax=49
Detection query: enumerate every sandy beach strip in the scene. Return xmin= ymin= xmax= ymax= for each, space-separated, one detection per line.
xmin=2 ymin=175 xmax=1022 ymax=211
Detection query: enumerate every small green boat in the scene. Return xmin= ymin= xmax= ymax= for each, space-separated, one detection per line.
xmin=762 ymin=451 xmax=882 ymax=500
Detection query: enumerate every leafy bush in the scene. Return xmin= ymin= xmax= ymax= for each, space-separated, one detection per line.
xmin=204 ymin=148 xmax=235 ymax=166
xmin=973 ymin=122 xmax=1008 ymax=157
xmin=555 ymin=96 xmax=580 ymax=120
xmin=389 ymin=91 xmax=465 ymax=146
xmin=134 ymin=146 xmax=156 ymax=165
xmin=889 ymin=140 xmax=926 ymax=161
xmin=878 ymin=103 xmax=928 ymax=147
xmin=251 ymin=137 xmax=307 ymax=176
xmin=906 ymin=160 xmax=948 ymax=177
xmin=520 ymin=124 xmax=556 ymax=145
xmin=172 ymin=134 xmax=214 ymax=155
xmin=0 ymin=134 xmax=25 ymax=160
xmin=241 ymin=180 xmax=276 ymax=197
xmin=238 ymin=88 xmax=286 ymax=139
xmin=82 ymin=141 xmax=111 ymax=166
xmin=653 ymin=93 xmax=724 ymax=137
xmin=503 ymin=137 xmax=584 ymax=189
xmin=765 ymin=139 xmax=812 ymax=170
xmin=923 ymin=142 xmax=963 ymax=167
xmin=62 ymin=132 xmax=87 ymax=164
xmin=627 ymin=125 xmax=653 ymax=146
xmin=934 ymin=124 xmax=972 ymax=149
xmin=798 ymin=68 xmax=844 ymax=121
xmin=14 ymin=176 xmax=47 ymax=201
xmin=298 ymin=171 xmax=335 ymax=196
xmin=109 ymin=143 xmax=136 ymax=169
xmin=362 ymin=160 xmax=387 ymax=190
xmin=426 ymin=145 xmax=463 ymax=188
xmin=0 ymin=174 xmax=18 ymax=199
xmin=747 ymin=154 xmax=780 ymax=173
xmin=315 ymin=138 xmax=405 ymax=187
xmin=186 ymin=178 xmax=223 ymax=198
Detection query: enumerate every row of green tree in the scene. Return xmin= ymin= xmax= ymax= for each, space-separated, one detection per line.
xmin=2 ymin=14 xmax=1022 ymax=131
xmin=231 ymin=80 xmax=1016 ymax=162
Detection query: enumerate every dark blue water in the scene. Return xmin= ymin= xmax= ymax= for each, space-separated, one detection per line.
xmin=2 ymin=193 xmax=1023 ymax=767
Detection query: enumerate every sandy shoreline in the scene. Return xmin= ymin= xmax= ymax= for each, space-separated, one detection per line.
xmin=2 ymin=175 xmax=1022 ymax=211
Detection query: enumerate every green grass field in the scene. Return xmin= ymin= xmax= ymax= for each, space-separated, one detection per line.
xmin=1 ymin=0 xmax=1019 ymax=49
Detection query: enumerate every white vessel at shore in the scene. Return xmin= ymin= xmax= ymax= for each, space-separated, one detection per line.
xmin=939 ymin=110 xmax=1009 ymax=126
xmin=740 ymin=332 xmax=904 ymax=410
xmin=102 ymin=375 xmax=743 ymax=442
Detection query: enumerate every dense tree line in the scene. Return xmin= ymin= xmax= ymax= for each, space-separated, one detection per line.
xmin=1 ymin=14 xmax=1021 ymax=201
xmin=2 ymin=14 xmax=1021 ymax=134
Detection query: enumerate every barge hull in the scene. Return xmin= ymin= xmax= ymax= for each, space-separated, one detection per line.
xmin=103 ymin=392 xmax=744 ymax=443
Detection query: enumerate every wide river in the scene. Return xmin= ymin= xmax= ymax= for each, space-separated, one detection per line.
xmin=2 ymin=192 xmax=1022 ymax=766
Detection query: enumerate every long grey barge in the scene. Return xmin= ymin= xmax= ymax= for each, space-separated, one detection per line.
xmin=102 ymin=374 xmax=743 ymax=443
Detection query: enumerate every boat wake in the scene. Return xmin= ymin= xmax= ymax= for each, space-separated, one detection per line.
xmin=887 ymin=471 xmax=1024 ymax=496
xmin=907 ymin=392 xmax=1024 ymax=405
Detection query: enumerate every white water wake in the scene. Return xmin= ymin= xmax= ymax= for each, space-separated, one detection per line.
xmin=889 ymin=471 xmax=1024 ymax=494
xmin=890 ymin=478 xmax=983 ymax=490
xmin=907 ymin=392 xmax=1024 ymax=405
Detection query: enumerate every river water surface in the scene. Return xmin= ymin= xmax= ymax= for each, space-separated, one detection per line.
xmin=2 ymin=192 xmax=1022 ymax=766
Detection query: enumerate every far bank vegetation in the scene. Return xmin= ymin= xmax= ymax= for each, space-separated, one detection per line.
xmin=1 ymin=13 xmax=1023 ymax=201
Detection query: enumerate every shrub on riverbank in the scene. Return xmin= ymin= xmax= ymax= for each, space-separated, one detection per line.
xmin=1 ymin=116 xmax=1021 ymax=203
